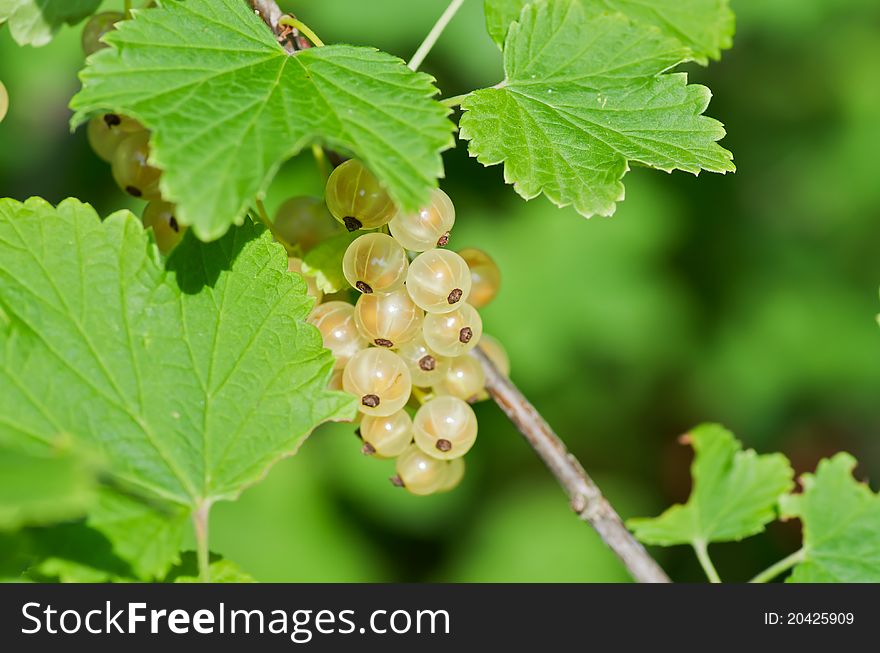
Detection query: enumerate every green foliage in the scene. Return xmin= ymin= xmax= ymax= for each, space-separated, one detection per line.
xmin=628 ymin=424 xmax=793 ymax=546
xmin=0 ymin=447 xmax=95 ymax=531
xmin=0 ymin=0 xmax=100 ymax=47
xmin=166 ymin=552 xmax=256 ymax=583
xmin=0 ymin=197 xmax=353 ymax=576
xmin=781 ymin=454 xmax=880 ymax=583
xmin=461 ymin=0 xmax=733 ymax=219
xmin=484 ymin=0 xmax=735 ymax=63
xmin=70 ymin=0 xmax=453 ymax=240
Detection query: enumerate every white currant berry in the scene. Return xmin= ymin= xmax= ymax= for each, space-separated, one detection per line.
xmin=87 ymin=113 xmax=144 ymax=163
xmin=388 ymin=188 xmax=455 ymax=252
xmin=0 ymin=81 xmax=9 ymax=123
xmin=406 ymin=249 xmax=471 ymax=314
xmin=287 ymin=257 xmax=324 ymax=306
xmin=273 ymin=196 xmax=339 ymax=253
xmin=354 ymin=287 xmax=423 ymax=348
xmin=111 ymin=131 xmax=162 ymax=200
xmin=327 ymin=368 xmax=344 ymax=391
xmin=459 ymin=247 xmax=501 ymax=309
xmin=343 ymin=348 xmax=412 ymax=416
xmin=81 ymin=11 xmax=124 ymax=56
xmin=392 ymin=445 xmax=447 ymax=496
xmin=471 ymin=334 xmax=510 ymax=376
xmin=142 ymin=201 xmax=185 ymax=254
xmin=396 ymin=336 xmax=450 ymax=387
xmin=342 ymin=232 xmax=408 ymax=295
xmin=413 ymin=395 xmax=478 ymax=460
xmin=325 ymin=159 xmax=396 ymax=231
xmin=422 ymin=303 xmax=482 ymax=357
xmin=438 ymin=457 xmax=465 ymax=492
xmin=307 ymin=301 xmax=366 ymax=370
xmin=359 ymin=411 xmax=413 ymax=458
xmin=433 ymin=355 xmax=485 ymax=402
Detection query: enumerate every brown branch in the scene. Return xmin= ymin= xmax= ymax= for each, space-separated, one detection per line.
xmin=472 ymin=347 xmax=671 ymax=583
xmin=251 ymin=0 xmax=669 ymax=584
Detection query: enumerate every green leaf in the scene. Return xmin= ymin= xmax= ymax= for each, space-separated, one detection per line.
xmin=70 ymin=0 xmax=453 ymax=241
xmin=0 ymin=0 xmax=101 ymax=47
xmin=462 ymin=0 xmax=733 ymax=219
xmin=484 ymin=0 xmax=735 ymax=64
xmin=781 ymin=454 xmax=880 ymax=583
xmin=164 ymin=551 xmax=255 ymax=583
xmin=0 ymin=198 xmax=354 ymax=525
xmin=25 ymin=522 xmax=134 ymax=582
xmin=87 ymin=487 xmax=188 ymax=581
xmin=628 ymin=424 xmax=794 ymax=546
xmin=0 ymin=447 xmax=95 ymax=531
xmin=301 ymin=230 xmax=359 ymax=294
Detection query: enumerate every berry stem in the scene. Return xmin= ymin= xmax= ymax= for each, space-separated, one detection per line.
xmin=408 ymin=0 xmax=466 ymax=71
xmin=252 ymin=201 xmax=297 ymax=253
xmin=411 ymin=386 xmax=434 ymax=405
xmin=749 ymin=548 xmax=805 ymax=583
xmin=311 ymin=143 xmax=331 ymax=181
xmin=279 ymin=16 xmax=324 ymax=47
xmin=472 ymin=346 xmax=671 ymax=583
xmin=693 ymin=539 xmax=721 ymax=583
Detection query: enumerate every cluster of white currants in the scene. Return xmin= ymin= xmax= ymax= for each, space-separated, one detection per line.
xmin=82 ymin=11 xmax=184 ymax=255
xmin=284 ymin=160 xmax=507 ymax=495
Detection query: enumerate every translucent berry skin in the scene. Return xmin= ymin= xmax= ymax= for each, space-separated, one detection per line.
xmin=458 ymin=247 xmax=501 ymax=309
xmin=388 ymin=188 xmax=455 ymax=252
xmin=396 ymin=336 xmax=449 ymax=387
xmin=422 ymin=303 xmax=482 ymax=357
xmin=273 ymin=196 xmax=339 ymax=253
xmin=87 ymin=113 xmax=144 ymax=163
xmin=327 ymin=368 xmax=344 ymax=391
xmin=142 ymin=201 xmax=185 ymax=254
xmin=354 ymin=288 xmax=423 ymax=348
xmin=439 ymin=457 xmax=465 ymax=492
xmin=406 ymin=249 xmax=472 ymax=314
xmin=308 ymin=301 xmax=366 ymax=370
xmin=394 ymin=445 xmax=447 ymax=496
xmin=413 ymin=395 xmax=478 ymax=460
xmin=342 ymin=233 xmax=408 ymax=295
xmin=81 ymin=11 xmax=124 ymax=56
xmin=287 ymin=257 xmax=324 ymax=306
xmin=433 ymin=355 xmax=485 ymax=402
xmin=471 ymin=334 xmax=510 ymax=376
xmin=360 ymin=411 xmax=413 ymax=458
xmin=325 ymin=159 xmax=396 ymax=231
xmin=0 ymin=80 xmax=8 ymax=123
xmin=111 ymin=131 xmax=162 ymax=200
xmin=343 ymin=348 xmax=412 ymax=417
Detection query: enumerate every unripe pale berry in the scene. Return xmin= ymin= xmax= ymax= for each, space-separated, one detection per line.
xmin=392 ymin=445 xmax=448 ymax=496
xmin=396 ymin=336 xmax=450 ymax=387
xmin=459 ymin=247 xmax=501 ymax=309
xmin=0 ymin=81 xmax=7 ymax=123
xmin=142 ymin=201 xmax=185 ymax=254
xmin=422 ymin=303 xmax=482 ymax=357
xmin=343 ymin=233 xmax=408 ymax=295
xmin=359 ymin=411 xmax=413 ymax=458
xmin=82 ymin=11 xmax=124 ymax=56
xmin=433 ymin=355 xmax=485 ymax=402
xmin=388 ymin=188 xmax=455 ymax=252
xmin=438 ymin=457 xmax=465 ymax=493
xmin=273 ymin=196 xmax=339 ymax=253
xmin=111 ymin=131 xmax=162 ymax=200
xmin=87 ymin=113 xmax=144 ymax=163
xmin=354 ymin=288 xmax=424 ymax=348
xmin=288 ymin=257 xmax=324 ymax=306
xmin=343 ymin=348 xmax=411 ymax=417
xmin=406 ymin=249 xmax=471 ymax=314
xmin=307 ymin=301 xmax=366 ymax=370
xmin=325 ymin=159 xmax=396 ymax=231
xmin=413 ymin=395 xmax=478 ymax=460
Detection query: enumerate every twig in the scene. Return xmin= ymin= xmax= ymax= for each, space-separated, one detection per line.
xmin=250 ymin=0 xmax=310 ymax=53
xmin=409 ymin=0 xmax=466 ymax=71
xmin=472 ymin=347 xmax=671 ymax=583
xmin=251 ymin=0 xmax=671 ymax=584
xmin=749 ymin=548 xmax=804 ymax=583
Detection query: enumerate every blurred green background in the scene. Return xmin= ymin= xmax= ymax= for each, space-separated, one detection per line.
xmin=1 ymin=0 xmax=878 ymax=582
